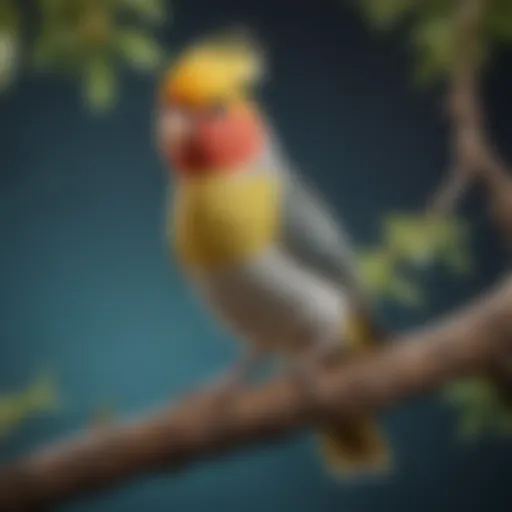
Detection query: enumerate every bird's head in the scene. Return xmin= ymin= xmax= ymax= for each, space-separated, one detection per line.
xmin=157 ymin=30 xmax=267 ymax=176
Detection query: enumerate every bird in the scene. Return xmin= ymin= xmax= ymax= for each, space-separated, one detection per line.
xmin=156 ymin=29 xmax=392 ymax=478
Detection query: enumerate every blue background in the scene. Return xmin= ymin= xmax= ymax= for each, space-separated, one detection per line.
xmin=1 ymin=1 xmax=511 ymax=510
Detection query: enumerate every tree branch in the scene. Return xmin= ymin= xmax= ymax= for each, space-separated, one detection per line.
xmin=428 ymin=0 xmax=512 ymax=397
xmin=434 ymin=0 xmax=512 ymax=234
xmin=1 ymin=277 xmax=512 ymax=511
xmin=430 ymin=0 xmax=484 ymax=213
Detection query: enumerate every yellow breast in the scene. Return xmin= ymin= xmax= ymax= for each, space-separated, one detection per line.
xmin=171 ymin=171 xmax=281 ymax=272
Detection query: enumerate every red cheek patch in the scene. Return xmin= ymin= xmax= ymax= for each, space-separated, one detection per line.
xmin=192 ymin=111 xmax=265 ymax=170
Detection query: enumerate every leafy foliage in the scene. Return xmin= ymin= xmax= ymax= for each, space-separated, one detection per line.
xmin=358 ymin=0 xmax=418 ymax=30
xmin=444 ymin=379 xmax=512 ymax=441
xmin=1 ymin=0 xmax=169 ymax=112
xmin=358 ymin=248 xmax=424 ymax=306
xmin=84 ymin=56 xmax=117 ymax=110
xmin=121 ymin=0 xmax=168 ymax=24
xmin=384 ymin=213 xmax=471 ymax=272
xmin=0 ymin=0 xmax=20 ymax=91
xmin=0 ymin=370 xmax=60 ymax=439
xmin=356 ymin=0 xmax=512 ymax=444
xmin=116 ymin=28 xmax=163 ymax=72
xmin=485 ymin=0 xmax=512 ymax=44
xmin=357 ymin=0 xmax=458 ymax=84
xmin=358 ymin=212 xmax=471 ymax=307
xmin=357 ymin=0 xmax=512 ymax=85
xmin=411 ymin=8 xmax=458 ymax=85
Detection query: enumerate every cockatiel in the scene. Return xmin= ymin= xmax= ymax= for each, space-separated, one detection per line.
xmin=157 ymin=31 xmax=392 ymax=476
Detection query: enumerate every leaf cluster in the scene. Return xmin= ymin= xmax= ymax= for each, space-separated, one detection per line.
xmin=358 ymin=0 xmax=512 ymax=85
xmin=0 ymin=0 xmax=170 ymax=111
xmin=358 ymin=212 xmax=471 ymax=306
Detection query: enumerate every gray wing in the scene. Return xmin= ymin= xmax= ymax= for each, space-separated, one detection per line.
xmin=261 ymin=134 xmax=362 ymax=297
xmin=281 ymin=171 xmax=362 ymax=294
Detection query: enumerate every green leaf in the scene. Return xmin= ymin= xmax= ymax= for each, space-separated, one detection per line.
xmin=412 ymin=14 xmax=456 ymax=79
xmin=0 ymin=0 xmax=19 ymax=26
xmin=33 ymin=4 xmax=98 ymax=73
xmin=357 ymin=247 xmax=424 ymax=307
xmin=486 ymin=0 xmax=512 ymax=43
xmin=32 ymin=28 xmax=68 ymax=70
xmin=38 ymin=0 xmax=88 ymax=28
xmin=384 ymin=213 xmax=435 ymax=265
xmin=382 ymin=212 xmax=471 ymax=274
xmin=119 ymin=0 xmax=167 ymax=24
xmin=444 ymin=378 xmax=512 ymax=442
xmin=26 ymin=369 xmax=60 ymax=410
xmin=388 ymin=275 xmax=424 ymax=307
xmin=84 ymin=57 xmax=117 ymax=111
xmin=0 ymin=27 xmax=18 ymax=91
xmin=444 ymin=380 xmax=478 ymax=404
xmin=0 ymin=0 xmax=19 ymax=92
xmin=413 ymin=48 xmax=449 ymax=86
xmin=431 ymin=215 xmax=472 ymax=273
xmin=357 ymin=249 xmax=394 ymax=293
xmin=446 ymin=379 xmax=498 ymax=407
xmin=0 ymin=368 xmax=60 ymax=439
xmin=116 ymin=29 xmax=163 ymax=71
xmin=358 ymin=0 xmax=418 ymax=30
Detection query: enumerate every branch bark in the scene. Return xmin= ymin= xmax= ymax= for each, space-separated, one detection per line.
xmin=433 ymin=0 xmax=512 ymax=231
xmin=429 ymin=0 xmax=512 ymax=396
xmin=429 ymin=0 xmax=483 ymax=213
xmin=1 ymin=277 xmax=512 ymax=511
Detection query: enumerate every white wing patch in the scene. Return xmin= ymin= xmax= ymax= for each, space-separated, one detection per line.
xmin=193 ymin=248 xmax=349 ymax=352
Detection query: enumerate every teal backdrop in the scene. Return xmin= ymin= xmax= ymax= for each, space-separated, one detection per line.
xmin=1 ymin=1 xmax=511 ymax=511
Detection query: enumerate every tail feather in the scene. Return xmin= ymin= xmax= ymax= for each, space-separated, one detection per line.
xmin=345 ymin=306 xmax=388 ymax=351
xmin=317 ymin=307 xmax=392 ymax=478
xmin=318 ymin=418 xmax=392 ymax=478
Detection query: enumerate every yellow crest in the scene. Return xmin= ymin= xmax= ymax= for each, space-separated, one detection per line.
xmin=160 ymin=29 xmax=265 ymax=108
